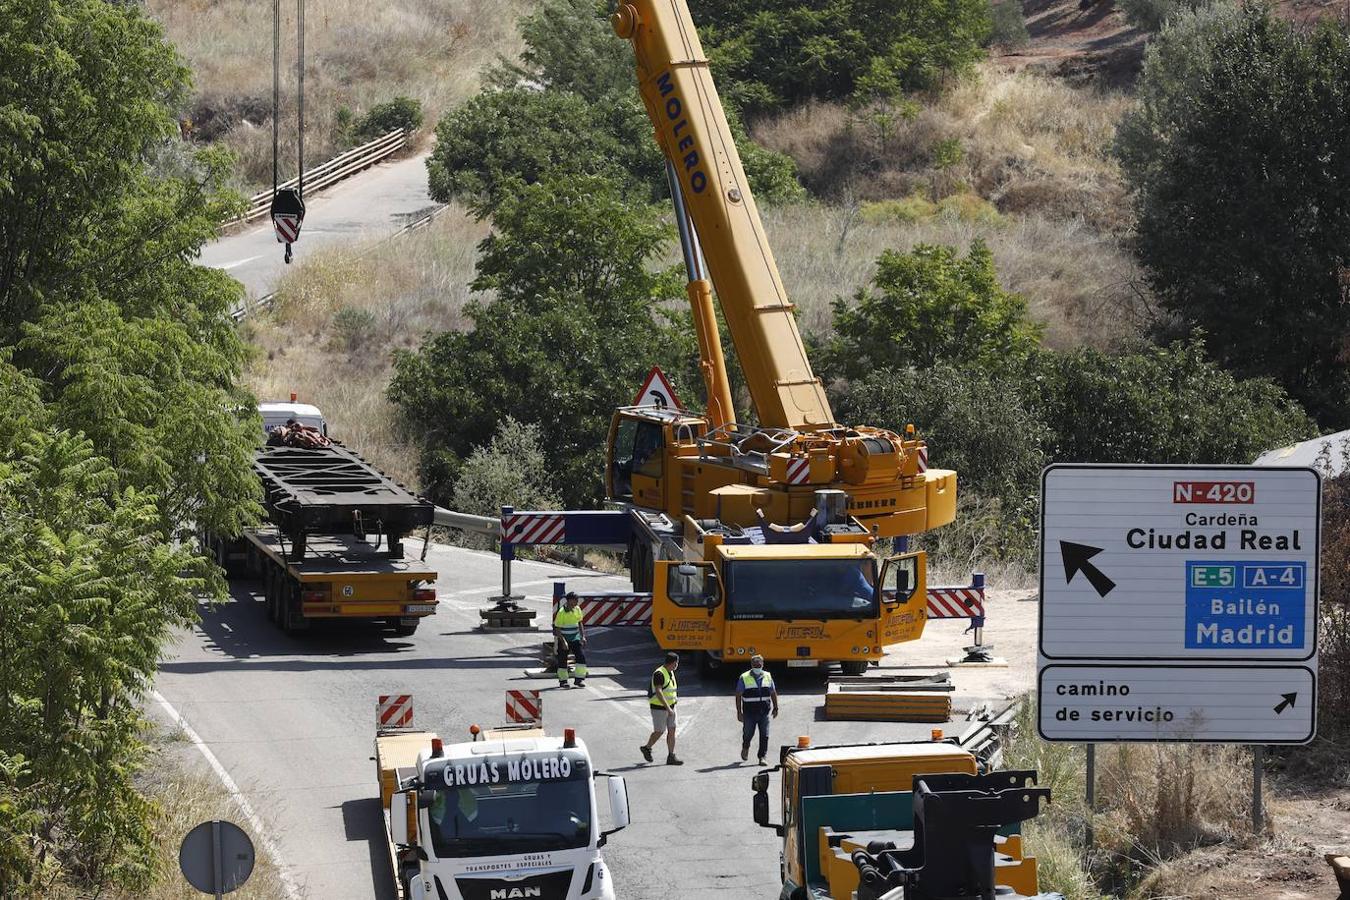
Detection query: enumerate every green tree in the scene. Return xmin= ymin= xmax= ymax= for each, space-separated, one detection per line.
xmin=824 ymin=242 xmax=1042 ymax=383
xmin=1116 ymin=3 xmax=1350 ymax=426
xmin=838 ymin=361 xmax=1047 ymax=506
xmin=426 ymin=0 xmax=804 ymax=214
xmin=0 ymin=427 xmax=209 ymax=894
xmin=390 ymin=176 xmax=697 ymax=508
xmin=1032 ymin=340 xmax=1314 ymax=465
xmin=688 ymin=0 xmax=990 ymax=116
xmin=0 ymin=0 xmax=261 ymax=539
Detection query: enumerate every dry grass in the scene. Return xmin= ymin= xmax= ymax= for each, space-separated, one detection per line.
xmin=1002 ymin=697 xmax=1262 ymax=899
xmin=34 ymin=727 xmax=291 ymax=900
xmin=755 ymin=63 xmax=1134 ymax=235
xmin=146 ymin=0 xmax=532 ymax=188
xmin=240 ymin=203 xmax=487 ymax=486
xmin=764 ymin=202 xmax=1146 ymax=351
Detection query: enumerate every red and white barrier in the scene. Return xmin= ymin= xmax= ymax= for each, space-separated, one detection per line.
xmin=506 ymin=689 xmax=543 ymax=724
xmin=926 ymin=586 xmax=985 ymax=619
xmin=378 ymin=694 xmax=413 ymax=729
xmin=502 ymin=513 xmax=566 ymax=545
xmin=552 ymin=593 xmax=653 ymax=627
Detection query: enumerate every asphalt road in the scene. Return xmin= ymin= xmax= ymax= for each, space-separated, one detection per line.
xmin=197 ymin=151 xmax=438 ymax=300
xmin=152 ymin=541 xmax=1013 ymax=899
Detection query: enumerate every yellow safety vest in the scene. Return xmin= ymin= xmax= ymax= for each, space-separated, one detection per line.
xmin=739 ymin=669 xmax=775 ymax=707
xmin=650 ymin=666 xmax=678 ymax=708
xmin=554 ymin=606 xmax=583 ymax=639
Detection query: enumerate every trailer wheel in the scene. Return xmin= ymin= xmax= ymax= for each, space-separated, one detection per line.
xmin=264 ymin=566 xmax=278 ymax=622
xmin=280 ymin=577 xmax=308 ymax=635
xmin=629 ymin=540 xmax=654 ymax=593
xmin=840 ymin=660 xmax=869 ymax=676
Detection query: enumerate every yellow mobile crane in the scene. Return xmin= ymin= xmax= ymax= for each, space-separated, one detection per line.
xmin=601 ymin=0 xmax=959 ymax=672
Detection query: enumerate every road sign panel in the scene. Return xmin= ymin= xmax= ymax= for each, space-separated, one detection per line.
xmin=179 ymin=820 xmax=255 ymax=895
xmin=1038 ymin=664 xmax=1315 ymax=744
xmin=633 ymin=365 xmax=683 ymax=410
xmin=1039 ymin=465 xmax=1320 ymax=662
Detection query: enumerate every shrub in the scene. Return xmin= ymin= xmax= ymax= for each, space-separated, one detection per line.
xmin=1117 ymin=3 xmax=1350 ymax=427
xmin=1118 ymin=0 xmax=1213 ymax=32
xmin=989 ymin=0 xmax=1030 ymax=48
xmin=453 ymin=418 xmax=560 ymax=517
xmin=825 ymin=242 xmax=1043 ymax=382
xmin=860 ymin=196 xmax=939 ymax=224
xmin=688 ymin=0 xmax=991 ymax=116
xmin=330 ymin=306 xmax=377 ymax=352
xmin=353 ymin=96 xmax=423 ymax=142
xmin=1032 ymin=340 xmax=1316 ymax=467
xmin=1318 ymin=461 xmax=1350 ymax=740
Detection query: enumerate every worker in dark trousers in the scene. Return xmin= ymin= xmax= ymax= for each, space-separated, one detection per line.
xmin=735 ymin=654 xmax=778 ymax=765
xmin=552 ymin=592 xmax=588 ymax=688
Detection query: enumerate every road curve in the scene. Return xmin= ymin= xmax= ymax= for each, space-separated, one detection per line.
xmin=199 ymin=152 xmax=439 ymax=300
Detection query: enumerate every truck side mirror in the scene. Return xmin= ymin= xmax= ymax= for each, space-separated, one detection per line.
xmin=751 ymin=773 xmax=769 ymax=792
xmin=390 ymin=790 xmax=412 ymax=845
xmin=598 ymin=774 xmax=630 ymax=847
xmin=752 ymin=787 xmax=783 ymax=836
xmin=608 ymin=775 xmax=631 ymax=831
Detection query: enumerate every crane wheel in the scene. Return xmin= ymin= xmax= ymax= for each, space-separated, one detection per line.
xmin=840 ymin=660 xmax=869 ymax=676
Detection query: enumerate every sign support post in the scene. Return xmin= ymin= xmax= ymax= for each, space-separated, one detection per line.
xmin=1084 ymin=743 xmax=1095 ymax=851
xmin=1252 ymin=746 xmax=1264 ymax=834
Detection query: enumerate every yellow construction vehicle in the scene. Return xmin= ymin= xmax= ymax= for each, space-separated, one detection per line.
xmin=750 ymin=738 xmax=1048 ymax=900
xmin=605 ymin=0 xmax=958 ymax=671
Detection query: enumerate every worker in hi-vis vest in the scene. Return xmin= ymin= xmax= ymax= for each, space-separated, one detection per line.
xmin=735 ymin=654 xmax=779 ymax=765
xmin=552 ymin=592 xmax=588 ymax=688
xmin=639 ymin=652 xmax=683 ymax=765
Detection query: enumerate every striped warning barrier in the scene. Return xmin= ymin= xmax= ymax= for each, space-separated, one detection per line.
xmin=552 ymin=592 xmax=653 ymax=627
xmin=917 ymin=445 xmax=929 ymax=473
xmin=502 ymin=513 xmax=566 ymax=545
xmin=506 ymin=689 xmax=543 ymax=724
xmin=926 ymin=586 xmax=985 ymax=619
xmin=785 ymin=456 xmax=811 ymax=485
xmin=377 ymin=694 xmax=413 ymax=729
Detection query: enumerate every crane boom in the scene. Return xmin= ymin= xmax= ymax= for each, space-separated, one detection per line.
xmin=613 ymin=0 xmax=834 ymax=430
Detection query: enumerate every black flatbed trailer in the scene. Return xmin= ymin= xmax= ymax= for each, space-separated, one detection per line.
xmin=254 ymin=442 xmax=433 ymax=561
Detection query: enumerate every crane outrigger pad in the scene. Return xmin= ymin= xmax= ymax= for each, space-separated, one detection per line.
xmin=254 ymin=443 xmax=432 ymax=560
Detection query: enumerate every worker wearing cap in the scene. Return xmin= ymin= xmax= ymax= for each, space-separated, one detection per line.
xmin=736 ymin=654 xmax=778 ymax=765
xmin=552 ymin=592 xmax=588 ymax=689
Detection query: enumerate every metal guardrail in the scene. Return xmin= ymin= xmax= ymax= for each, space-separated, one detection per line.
xmin=234 ymin=129 xmax=409 ymax=225
xmin=433 ymin=507 xmax=501 ymax=537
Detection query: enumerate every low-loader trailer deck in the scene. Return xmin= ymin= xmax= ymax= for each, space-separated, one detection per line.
xmin=207 ymin=400 xmax=439 ymax=635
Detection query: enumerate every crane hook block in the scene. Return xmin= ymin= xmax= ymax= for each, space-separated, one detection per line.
xmin=270 ymin=188 xmax=305 ymax=263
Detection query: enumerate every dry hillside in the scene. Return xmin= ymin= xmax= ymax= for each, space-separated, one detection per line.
xmin=147 ymin=0 xmax=532 ymax=189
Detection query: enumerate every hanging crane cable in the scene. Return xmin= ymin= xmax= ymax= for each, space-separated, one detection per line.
xmin=268 ymin=0 xmax=306 ymax=264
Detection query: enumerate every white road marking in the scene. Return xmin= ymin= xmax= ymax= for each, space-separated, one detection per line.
xmin=213 ymin=254 xmax=264 ymax=270
xmin=151 ymin=690 xmax=303 ymax=900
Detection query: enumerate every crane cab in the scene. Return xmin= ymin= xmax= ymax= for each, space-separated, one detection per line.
xmin=606 ymin=406 xmax=706 ymax=514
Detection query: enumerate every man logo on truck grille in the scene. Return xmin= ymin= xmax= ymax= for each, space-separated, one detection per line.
xmin=489 ymin=889 xmax=541 ymax=899
xmin=342 ymin=585 xmax=354 ymax=597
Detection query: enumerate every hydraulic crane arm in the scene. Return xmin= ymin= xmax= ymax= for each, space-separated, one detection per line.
xmin=612 ymin=0 xmax=835 ymax=430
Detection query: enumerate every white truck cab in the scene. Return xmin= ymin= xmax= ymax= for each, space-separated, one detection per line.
xmin=258 ymin=396 xmax=327 ymax=437
xmin=384 ymin=728 xmax=628 ymax=900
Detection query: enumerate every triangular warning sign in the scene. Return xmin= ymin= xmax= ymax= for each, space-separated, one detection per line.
xmin=633 ymin=366 xmax=683 ymax=410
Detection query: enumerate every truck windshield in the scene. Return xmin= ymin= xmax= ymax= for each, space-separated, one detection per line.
xmin=725 ymin=558 xmax=878 ymax=620
xmin=426 ymin=767 xmax=592 ymax=858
